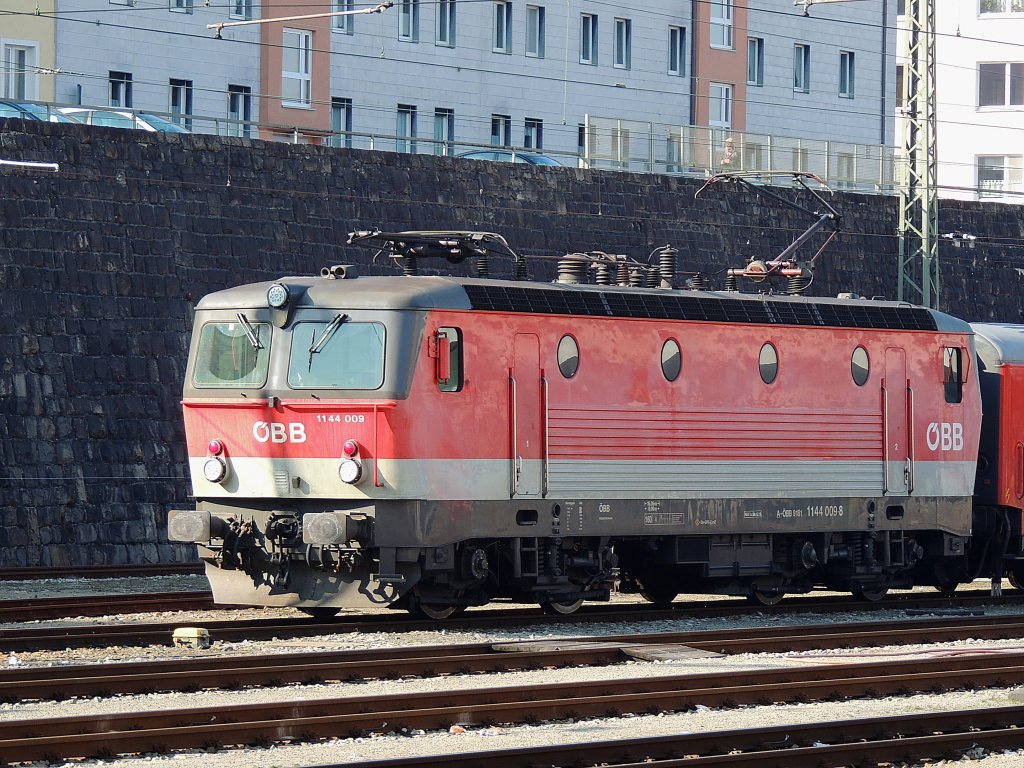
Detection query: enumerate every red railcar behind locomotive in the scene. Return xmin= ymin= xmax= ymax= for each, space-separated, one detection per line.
xmin=167 ymin=224 xmax=1024 ymax=617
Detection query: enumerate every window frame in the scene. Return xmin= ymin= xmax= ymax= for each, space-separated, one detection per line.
xmin=230 ymin=0 xmax=253 ymax=21
xmin=109 ymin=70 xmax=133 ymax=108
xmin=661 ymin=339 xmax=682 ymax=382
xmin=557 ymin=335 xmax=580 ymax=379
xmin=433 ymin=107 xmax=455 ymax=155
xmin=491 ymin=113 xmax=511 ymax=146
xmin=759 ymin=342 xmax=779 ymax=385
xmin=794 ymin=43 xmax=811 ymax=93
xmin=399 ymin=0 xmax=419 ymax=42
xmin=436 ymin=0 xmax=456 ymax=46
xmin=436 ymin=327 xmax=463 ymax=392
xmin=192 ymin=321 xmax=272 ymax=389
xmin=227 ymin=84 xmax=252 ymax=138
xmin=839 ymin=50 xmax=855 ymax=98
xmin=580 ymin=13 xmax=598 ymax=65
xmin=978 ymin=61 xmax=1024 ymax=107
xmin=747 ymin=36 xmax=764 ymax=87
xmin=668 ymin=26 xmax=686 ymax=76
xmin=524 ymin=117 xmax=543 ymax=149
xmin=614 ymin=17 xmax=631 ymax=70
xmin=526 ymin=5 xmax=545 ymax=58
xmin=330 ymin=96 xmax=353 ymax=148
xmin=333 ymin=0 xmax=354 ymax=34
xmin=397 ymin=103 xmax=417 ymax=154
xmin=169 ymin=78 xmax=193 ymax=129
xmin=493 ymin=1 xmax=512 ymax=53
xmin=709 ymin=82 xmax=733 ymax=128
xmin=943 ymin=347 xmax=963 ymax=404
xmin=1 ymin=41 xmax=39 ymax=101
xmin=710 ymin=0 xmax=733 ymax=49
xmin=281 ymin=28 xmax=313 ymax=108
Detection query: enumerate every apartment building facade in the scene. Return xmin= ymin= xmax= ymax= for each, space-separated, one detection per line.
xmin=4 ymin=1 xmax=894 ymax=165
xmin=929 ymin=0 xmax=1023 ymax=202
xmin=1 ymin=0 xmax=58 ymax=103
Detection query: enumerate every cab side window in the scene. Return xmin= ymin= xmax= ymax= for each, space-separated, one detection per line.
xmin=436 ymin=327 xmax=463 ymax=392
xmin=943 ymin=347 xmax=962 ymax=404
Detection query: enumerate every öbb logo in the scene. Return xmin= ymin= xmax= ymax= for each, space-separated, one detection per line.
xmin=926 ymin=422 xmax=963 ymax=452
xmin=252 ymin=422 xmax=307 ymax=444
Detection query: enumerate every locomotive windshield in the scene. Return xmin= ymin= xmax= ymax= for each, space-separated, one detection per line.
xmin=192 ymin=320 xmax=271 ymax=388
xmin=288 ymin=320 xmax=386 ymax=389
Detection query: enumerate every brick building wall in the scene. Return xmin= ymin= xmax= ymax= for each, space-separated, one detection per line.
xmin=0 ymin=120 xmax=1021 ymax=566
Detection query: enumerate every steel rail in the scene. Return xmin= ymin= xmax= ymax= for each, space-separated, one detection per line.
xmin=306 ymin=706 xmax=1024 ymax=768
xmin=0 ymin=592 xmax=1020 ymax=651
xmin=3 ymin=655 xmax=1024 ymax=762
xmin=0 ymin=591 xmax=218 ymax=621
xmin=0 ymin=564 xmax=202 ymax=580
xmin=6 ymin=616 xmax=1024 ymax=701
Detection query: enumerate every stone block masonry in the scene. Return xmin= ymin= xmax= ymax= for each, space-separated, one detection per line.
xmin=0 ymin=120 xmax=1022 ymax=566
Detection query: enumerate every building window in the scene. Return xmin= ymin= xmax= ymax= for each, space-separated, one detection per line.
xmin=331 ymin=97 xmax=353 ymax=148
xmin=2 ymin=43 xmax=38 ymax=100
xmin=898 ymin=0 xmax=906 ymax=15
xmin=109 ymin=71 xmax=132 ymax=107
xmin=580 ymin=13 xmax=598 ymax=65
xmin=978 ymin=155 xmax=1023 ymax=197
xmin=169 ymin=0 xmax=193 ymax=13
xmin=399 ymin=0 xmax=419 ymax=41
xmin=669 ymin=26 xmax=686 ymax=76
xmin=896 ymin=64 xmax=905 ymax=109
xmin=491 ymin=113 xmax=511 ymax=146
xmin=282 ymin=29 xmax=313 ymax=107
xmin=614 ymin=18 xmax=631 ymax=69
xmin=980 ymin=0 xmax=1024 ymax=13
xmin=709 ymin=82 xmax=732 ymax=127
xmin=437 ymin=0 xmax=455 ymax=45
xmin=333 ymin=0 xmax=354 ymax=33
xmin=397 ymin=104 xmax=417 ymax=153
xmin=526 ymin=5 xmax=545 ymax=57
xmin=493 ymin=1 xmax=512 ymax=52
xmin=839 ymin=51 xmax=855 ymax=98
xmin=794 ymin=43 xmax=811 ymax=93
xmin=747 ymin=37 xmax=763 ymax=86
xmin=979 ymin=62 xmax=1024 ymax=106
xmin=227 ymin=85 xmax=251 ymax=137
xmin=434 ymin=107 xmax=454 ymax=155
xmin=524 ymin=117 xmax=543 ymax=149
xmin=230 ymin=0 xmax=252 ymax=21
xmin=169 ymin=78 xmax=193 ymax=129
xmin=710 ymin=0 xmax=733 ymax=49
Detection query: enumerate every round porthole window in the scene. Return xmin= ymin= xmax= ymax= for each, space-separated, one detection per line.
xmin=851 ymin=346 xmax=870 ymax=386
xmin=759 ymin=343 xmax=778 ymax=385
xmin=557 ymin=335 xmax=580 ymax=378
xmin=661 ymin=339 xmax=681 ymax=382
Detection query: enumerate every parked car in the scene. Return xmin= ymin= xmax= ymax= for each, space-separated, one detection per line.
xmin=0 ymin=101 xmax=76 ymax=122
xmin=58 ymin=108 xmax=191 ymax=133
xmin=457 ymin=149 xmax=562 ymax=166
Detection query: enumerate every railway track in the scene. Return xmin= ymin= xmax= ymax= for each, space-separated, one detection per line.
xmin=320 ymin=706 xmax=1024 ymax=768
xmin=1 ymin=589 xmax=1019 ymax=649
xmin=5 ymin=651 xmax=1024 ymax=763
xmin=0 ymin=591 xmax=218 ymax=621
xmin=0 ymin=563 xmax=202 ymax=580
xmin=6 ymin=614 xmax=1024 ymax=700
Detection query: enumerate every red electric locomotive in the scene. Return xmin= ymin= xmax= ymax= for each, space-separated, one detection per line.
xmin=168 ymin=178 xmax=1024 ymax=616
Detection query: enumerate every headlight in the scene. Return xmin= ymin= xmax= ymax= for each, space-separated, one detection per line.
xmin=267 ymin=282 xmax=290 ymax=309
xmin=203 ymin=456 xmax=228 ymax=483
xmin=338 ymin=458 xmax=363 ymax=484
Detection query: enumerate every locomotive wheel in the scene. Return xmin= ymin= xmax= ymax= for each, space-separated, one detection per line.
xmin=541 ymin=598 xmax=584 ymax=615
xmin=413 ymin=602 xmax=463 ymax=620
xmin=852 ymin=587 xmax=889 ymax=602
xmin=639 ymin=586 xmax=678 ymax=606
xmin=300 ymin=607 xmax=340 ymax=620
xmin=1009 ymin=567 xmax=1024 ymax=591
xmin=747 ymin=589 xmax=785 ymax=607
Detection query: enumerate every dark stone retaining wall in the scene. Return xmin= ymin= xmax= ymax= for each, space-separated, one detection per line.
xmin=1 ymin=120 xmax=1022 ymax=566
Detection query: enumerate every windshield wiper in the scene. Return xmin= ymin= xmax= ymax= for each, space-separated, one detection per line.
xmin=308 ymin=313 xmax=348 ymax=369
xmin=236 ymin=313 xmax=263 ymax=350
